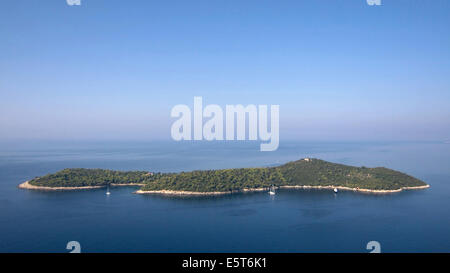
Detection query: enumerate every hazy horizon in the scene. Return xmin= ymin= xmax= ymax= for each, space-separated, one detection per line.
xmin=1 ymin=1 xmax=450 ymax=142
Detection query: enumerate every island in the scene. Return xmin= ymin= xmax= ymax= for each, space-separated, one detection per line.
xmin=18 ymin=158 xmax=430 ymax=195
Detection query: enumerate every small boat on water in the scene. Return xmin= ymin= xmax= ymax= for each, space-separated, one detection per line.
xmin=269 ymin=185 xmax=276 ymax=195
xmin=106 ymin=185 xmax=111 ymax=195
xmin=334 ymin=188 xmax=338 ymax=193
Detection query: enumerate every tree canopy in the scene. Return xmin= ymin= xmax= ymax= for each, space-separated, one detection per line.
xmin=29 ymin=158 xmax=427 ymax=191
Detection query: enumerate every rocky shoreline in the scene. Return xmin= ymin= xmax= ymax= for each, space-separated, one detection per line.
xmin=279 ymin=184 xmax=430 ymax=194
xmin=18 ymin=181 xmax=144 ymax=191
xmin=134 ymin=184 xmax=430 ymax=196
xmin=19 ymin=181 xmax=430 ymax=195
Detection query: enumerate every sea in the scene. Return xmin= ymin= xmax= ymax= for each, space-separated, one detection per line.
xmin=0 ymin=140 xmax=449 ymax=252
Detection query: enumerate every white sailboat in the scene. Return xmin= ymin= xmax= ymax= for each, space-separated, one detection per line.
xmin=269 ymin=185 xmax=276 ymax=195
xmin=106 ymin=185 xmax=111 ymax=195
xmin=333 ymin=188 xmax=338 ymax=193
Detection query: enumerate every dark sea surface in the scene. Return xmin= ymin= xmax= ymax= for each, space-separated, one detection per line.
xmin=0 ymin=141 xmax=449 ymax=252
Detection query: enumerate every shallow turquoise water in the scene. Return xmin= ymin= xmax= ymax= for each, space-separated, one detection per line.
xmin=0 ymin=141 xmax=449 ymax=252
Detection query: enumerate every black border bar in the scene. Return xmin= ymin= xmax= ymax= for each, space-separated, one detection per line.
xmin=0 ymin=253 xmax=448 ymax=272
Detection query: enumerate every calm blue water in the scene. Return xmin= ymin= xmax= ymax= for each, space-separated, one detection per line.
xmin=0 ymin=141 xmax=449 ymax=252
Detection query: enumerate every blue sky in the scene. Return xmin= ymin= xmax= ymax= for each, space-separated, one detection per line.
xmin=1 ymin=0 xmax=449 ymax=141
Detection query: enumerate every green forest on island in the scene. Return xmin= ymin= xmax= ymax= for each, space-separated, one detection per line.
xmin=28 ymin=158 xmax=427 ymax=191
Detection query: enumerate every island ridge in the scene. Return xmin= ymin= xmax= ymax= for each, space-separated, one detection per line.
xmin=18 ymin=158 xmax=429 ymax=195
